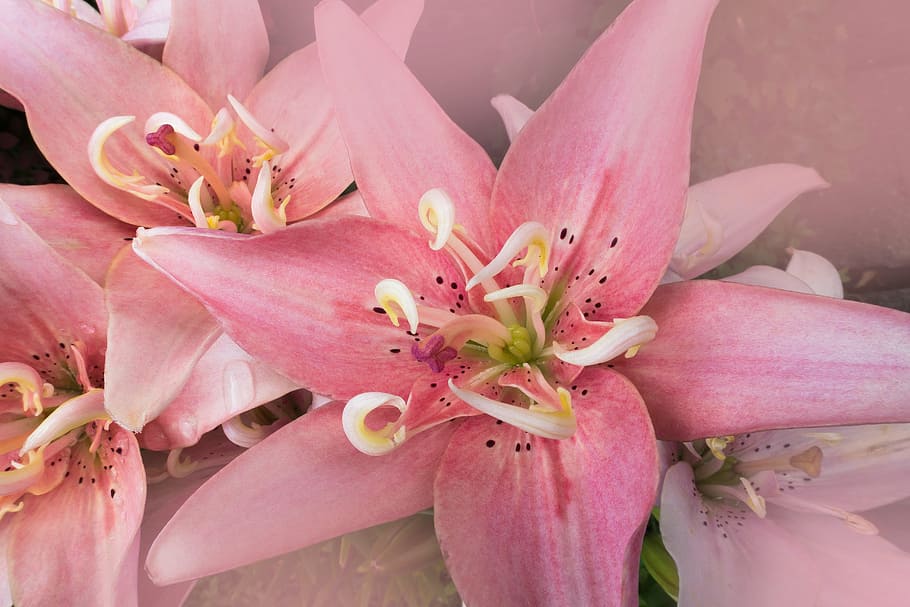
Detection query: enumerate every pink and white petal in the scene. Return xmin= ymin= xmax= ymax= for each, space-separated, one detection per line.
xmin=309 ymin=189 xmax=369 ymax=220
xmin=661 ymin=463 xmax=819 ymax=607
xmin=721 ymin=265 xmax=815 ymax=295
xmin=139 ymin=333 xmax=300 ymax=449
xmin=671 ymin=165 xmax=829 ymax=279
xmin=315 ymin=0 xmax=497 ymax=250
xmin=146 ymin=401 xmax=458 ymax=584
xmin=615 ymin=280 xmax=910 ymax=440
xmin=0 ymin=199 xmax=107 ymax=387
xmin=0 ymin=184 xmax=134 ymax=285
xmin=8 ymin=426 xmax=145 ymax=607
xmin=163 ymin=0 xmax=267 ymax=108
xmin=435 ymin=368 xmax=657 ymax=607
xmin=491 ymin=0 xmax=719 ymax=318
xmin=772 ymin=508 xmax=910 ymax=606
xmin=786 ymin=248 xmax=844 ymax=298
xmin=0 ymin=2 xmax=212 ymax=226
xmin=246 ymin=0 xmax=424 ymax=222
xmin=490 ymin=94 xmax=533 ymax=143
xmin=121 ymin=0 xmax=171 ymax=46
xmin=104 ymin=248 xmax=222 ymax=431
xmin=133 ymin=217 xmax=471 ymax=399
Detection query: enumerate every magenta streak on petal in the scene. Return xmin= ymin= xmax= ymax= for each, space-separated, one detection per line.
xmin=410 ymin=334 xmax=457 ymax=373
xmin=145 ymin=124 xmax=175 ymax=155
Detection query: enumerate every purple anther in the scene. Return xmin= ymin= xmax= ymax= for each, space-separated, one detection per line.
xmin=146 ymin=124 xmax=176 ymax=155
xmin=411 ymin=334 xmax=458 ymax=373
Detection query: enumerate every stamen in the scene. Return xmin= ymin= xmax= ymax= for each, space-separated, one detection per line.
xmin=88 ymin=116 xmax=170 ymax=201
xmin=466 ymin=222 xmax=550 ymax=290
xmin=0 ymin=448 xmax=46 ymax=497
xmin=227 ymin=94 xmax=288 ymax=165
xmin=418 ymin=189 xmax=456 ymax=250
xmin=484 ymin=284 xmax=548 ymax=351
xmin=251 ymin=160 xmax=291 ymax=234
xmin=411 ymin=335 xmax=457 ymax=373
xmin=187 ymin=176 xmax=214 ymax=229
xmin=554 ymin=315 xmax=657 ymax=366
xmin=374 ymin=279 xmax=420 ymax=334
xmin=705 ymin=436 xmax=734 ymax=461
xmin=342 ymin=392 xmax=408 ymax=456
xmin=145 ymin=112 xmax=204 ymax=143
xmin=448 ymin=379 xmax=576 ymax=439
xmin=19 ymin=389 xmax=108 ymax=455
xmin=166 ymin=448 xmax=199 ymax=478
xmin=222 ymin=415 xmax=269 ymax=448
xmin=0 ymin=362 xmax=54 ymax=416
xmin=70 ymin=343 xmax=92 ymax=391
xmin=201 ymin=108 xmax=245 ymax=157
xmin=739 ymin=477 xmax=767 ymax=518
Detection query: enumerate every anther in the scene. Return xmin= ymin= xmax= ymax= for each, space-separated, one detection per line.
xmin=342 ymin=392 xmax=408 ymax=456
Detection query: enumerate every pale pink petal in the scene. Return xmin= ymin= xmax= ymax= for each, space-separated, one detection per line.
xmin=164 ymin=0 xmax=267 ymax=109
xmin=139 ymin=334 xmax=300 ymax=449
xmin=104 ymin=248 xmax=222 ymax=431
xmin=315 ymin=0 xmax=497 ymax=250
xmin=490 ymin=94 xmax=533 ymax=143
xmin=864 ymin=499 xmax=910 ymax=552
xmin=491 ymin=0 xmax=719 ymax=318
xmin=246 ymin=0 xmax=424 ymax=222
xmin=661 ymin=463 xmax=819 ymax=607
xmin=146 ymin=401 xmax=458 ymax=584
xmin=8 ymin=426 xmax=145 ymax=607
xmin=671 ymin=164 xmax=829 ymax=279
xmin=614 ymin=281 xmax=910 ymax=440
xmin=722 ymin=265 xmax=814 ymax=294
xmin=0 ymin=2 xmax=212 ymax=226
xmin=0 ymin=199 xmax=107 ymax=387
xmin=772 ymin=508 xmax=910 ymax=606
xmin=121 ymin=0 xmax=171 ymax=46
xmin=0 ymin=527 xmax=11 ymax=606
xmin=785 ymin=248 xmax=844 ymax=298
xmin=436 ymin=368 xmax=656 ymax=607
xmin=310 ymin=189 xmax=369 ymax=219
xmin=0 ymin=184 xmax=134 ymax=285
xmin=133 ymin=217 xmax=471 ymax=399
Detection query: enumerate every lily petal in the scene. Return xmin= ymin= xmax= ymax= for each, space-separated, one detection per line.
xmin=104 ymin=247 xmax=222 ymax=431
xmin=146 ymin=401 xmax=458 ymax=584
xmin=785 ymin=248 xmax=844 ymax=298
xmin=0 ymin=1 xmax=212 ymax=226
xmin=0 ymin=184 xmax=134 ymax=285
xmin=661 ymin=463 xmax=819 ymax=607
xmin=435 ymin=368 xmax=656 ymax=607
xmin=315 ymin=0 xmax=497 ymax=250
xmin=491 ymin=0 xmax=718 ymax=318
xmin=0 ymin=199 xmax=106 ymax=388
xmin=163 ymin=0 xmax=268 ymax=109
xmin=132 ymin=217 xmax=470 ymax=399
xmin=490 ymin=94 xmax=533 ymax=143
xmin=722 ymin=265 xmax=815 ymax=295
xmin=671 ymin=165 xmax=829 ymax=279
xmin=7 ymin=426 xmax=145 ymax=607
xmin=614 ymin=281 xmax=910 ymax=440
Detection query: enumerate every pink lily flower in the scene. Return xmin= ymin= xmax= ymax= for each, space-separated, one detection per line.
xmin=53 ymin=0 xmax=171 ymax=46
xmin=0 ymin=197 xmax=145 ymax=606
xmin=0 ymin=0 xmax=422 ymax=439
xmin=661 ymin=424 xmax=910 ymax=606
xmin=133 ymin=0 xmax=910 ymax=603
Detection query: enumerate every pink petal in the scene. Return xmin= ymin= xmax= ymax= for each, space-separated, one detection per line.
xmin=772 ymin=507 xmax=910 ymax=606
xmin=490 ymin=0 xmax=719 ymax=318
xmin=104 ymin=248 xmax=222 ymax=431
xmin=139 ymin=334 xmax=299 ymax=449
xmin=0 ymin=184 xmax=134 ymax=285
xmin=310 ymin=188 xmax=369 ymax=220
xmin=7 ymin=426 xmax=146 ymax=607
xmin=490 ymin=94 xmax=534 ymax=143
xmin=721 ymin=265 xmax=814 ymax=294
xmin=133 ymin=217 xmax=471 ymax=399
xmin=163 ymin=0 xmax=268 ymax=109
xmin=0 ymin=199 xmax=107 ymax=388
xmin=121 ymin=0 xmax=171 ymax=46
xmin=672 ymin=165 xmax=829 ymax=279
xmin=146 ymin=401 xmax=458 ymax=584
xmin=0 ymin=2 xmax=212 ymax=226
xmin=315 ymin=0 xmax=498 ymax=250
xmin=660 ymin=462 xmax=819 ymax=607
xmin=614 ymin=280 xmax=910 ymax=440
xmin=435 ymin=368 xmax=657 ymax=606
xmin=864 ymin=499 xmax=910 ymax=552
xmin=246 ymin=0 xmax=424 ymax=223
xmin=785 ymin=248 xmax=844 ymax=298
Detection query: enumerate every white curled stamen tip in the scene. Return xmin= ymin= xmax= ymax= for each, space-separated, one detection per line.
xmin=484 ymin=284 xmax=548 ymax=312
xmin=418 ymin=188 xmax=456 ymax=250
xmin=144 ymin=112 xmax=203 ymax=142
xmin=342 ymin=392 xmax=408 ymax=456
xmin=19 ymin=389 xmax=108 ymax=455
xmin=374 ymin=279 xmax=420 ymax=334
xmin=739 ymin=477 xmax=767 ymax=518
xmin=466 ymin=222 xmax=550 ymax=290
xmin=221 ymin=416 xmax=269 ymax=448
xmin=448 ymin=379 xmax=576 ymax=440
xmin=187 ymin=176 xmax=210 ymax=229
xmin=202 ymin=108 xmax=243 ymax=156
xmin=251 ymin=160 xmax=289 ymax=234
xmin=227 ymin=94 xmax=288 ymax=156
xmin=166 ymin=448 xmax=199 ymax=478
xmin=554 ymin=315 xmax=657 ymax=366
xmin=705 ymin=436 xmax=734 ymax=461
xmin=88 ymin=116 xmax=169 ymax=199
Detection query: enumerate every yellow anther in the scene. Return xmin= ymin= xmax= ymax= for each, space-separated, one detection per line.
xmin=418 ymin=188 xmax=456 ymax=250
xmin=705 ymin=436 xmax=734 ymax=461
xmin=374 ymin=279 xmax=420 ymax=334
xmin=88 ymin=116 xmax=170 ymax=201
xmin=342 ymin=392 xmax=408 ymax=456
